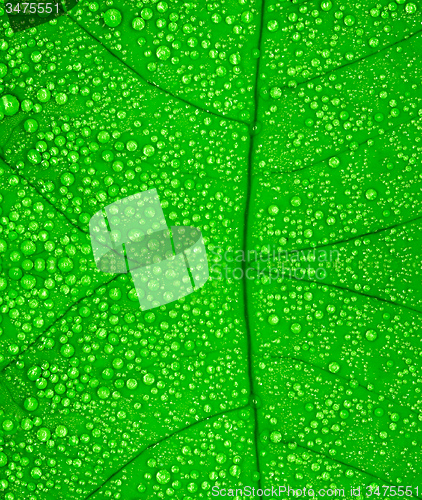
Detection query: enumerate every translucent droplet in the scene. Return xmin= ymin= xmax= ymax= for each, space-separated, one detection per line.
xmin=104 ymin=8 xmax=122 ymax=27
xmin=268 ymin=314 xmax=279 ymax=325
xmin=365 ymin=188 xmax=378 ymax=200
xmin=366 ymin=330 xmax=377 ymax=341
xmin=328 ymin=362 xmax=340 ymax=373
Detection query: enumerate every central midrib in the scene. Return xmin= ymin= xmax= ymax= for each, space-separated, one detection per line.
xmin=242 ymin=0 xmax=267 ymax=495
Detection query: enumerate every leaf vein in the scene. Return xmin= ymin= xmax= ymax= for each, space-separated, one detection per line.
xmin=275 ymin=441 xmax=419 ymax=496
xmin=277 ymin=28 xmax=422 ymax=93
xmin=270 ymin=114 xmax=422 ymax=174
xmin=67 ymin=14 xmax=250 ymax=127
xmin=267 ymin=355 xmax=420 ymax=417
xmin=0 ymin=274 xmax=119 ymax=374
xmin=82 ymin=404 xmax=250 ymax=500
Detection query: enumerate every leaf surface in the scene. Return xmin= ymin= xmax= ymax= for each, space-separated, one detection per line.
xmin=1 ymin=0 xmax=422 ymax=498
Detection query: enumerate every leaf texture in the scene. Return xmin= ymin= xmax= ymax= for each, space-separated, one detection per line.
xmin=0 ymin=0 xmax=422 ymax=498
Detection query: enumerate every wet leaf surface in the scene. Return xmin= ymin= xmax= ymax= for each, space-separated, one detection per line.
xmin=1 ymin=0 xmax=422 ymax=497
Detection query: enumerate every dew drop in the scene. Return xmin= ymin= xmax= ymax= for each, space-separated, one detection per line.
xmin=104 ymin=8 xmax=122 ymax=27
xmin=156 ymin=469 xmax=171 ymax=485
xmin=143 ymin=373 xmax=155 ymax=385
xmin=344 ymin=15 xmax=356 ymax=26
xmin=0 ymin=94 xmax=19 ymax=116
xmin=24 ymin=397 xmax=39 ymax=412
xmin=267 ymin=20 xmax=279 ymax=32
xmin=156 ymin=46 xmax=171 ymax=61
xmin=37 ymin=427 xmax=51 ymax=442
xmin=290 ymin=196 xmax=302 ymax=207
xmin=132 ymin=17 xmax=145 ymax=30
xmin=365 ymin=188 xmax=378 ymax=200
xmin=329 ymin=157 xmax=340 ymax=169
xmin=270 ymin=87 xmax=282 ymax=99
xmin=36 ymin=88 xmax=51 ymax=103
xmin=270 ymin=431 xmax=282 ymax=443
xmin=366 ymin=330 xmax=378 ymax=341
xmin=24 ymin=118 xmax=38 ymax=133
xmin=328 ymin=362 xmax=340 ymax=373
xmin=268 ymin=314 xmax=279 ymax=325
xmin=291 ymin=323 xmax=301 ymax=333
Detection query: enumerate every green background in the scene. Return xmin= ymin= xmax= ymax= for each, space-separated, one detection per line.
xmin=0 ymin=0 xmax=422 ymax=498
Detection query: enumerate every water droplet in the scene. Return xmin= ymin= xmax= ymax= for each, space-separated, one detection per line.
xmin=328 ymin=362 xmax=340 ymax=373
xmin=143 ymin=145 xmax=155 ymax=157
xmin=37 ymin=427 xmax=51 ymax=442
xmin=104 ymin=8 xmax=122 ymax=27
xmin=143 ymin=373 xmax=155 ymax=385
xmin=156 ymin=470 xmax=171 ymax=484
xmin=291 ymin=323 xmax=301 ymax=333
xmin=24 ymin=397 xmax=39 ymax=412
xmin=132 ymin=17 xmax=145 ymax=30
xmin=405 ymin=3 xmax=417 ymax=14
xmin=24 ymin=118 xmax=38 ymax=133
xmin=0 ymin=94 xmax=19 ymax=116
xmin=156 ymin=46 xmax=171 ymax=61
xmin=366 ymin=330 xmax=378 ymax=341
xmin=329 ymin=157 xmax=340 ymax=169
xmin=365 ymin=188 xmax=378 ymax=200
xmin=270 ymin=431 xmax=282 ymax=443
xmin=270 ymin=87 xmax=282 ymax=99
xmin=267 ymin=20 xmax=279 ymax=32
xmin=268 ymin=314 xmax=279 ymax=325
xmin=344 ymin=15 xmax=356 ymax=26
xmin=126 ymin=378 xmax=138 ymax=390
xmin=290 ymin=196 xmax=302 ymax=207
xmin=55 ymin=425 xmax=68 ymax=437
xmin=36 ymin=88 xmax=51 ymax=103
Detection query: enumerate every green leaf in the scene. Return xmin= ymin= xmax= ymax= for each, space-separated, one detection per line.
xmin=1 ymin=0 xmax=422 ymax=498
